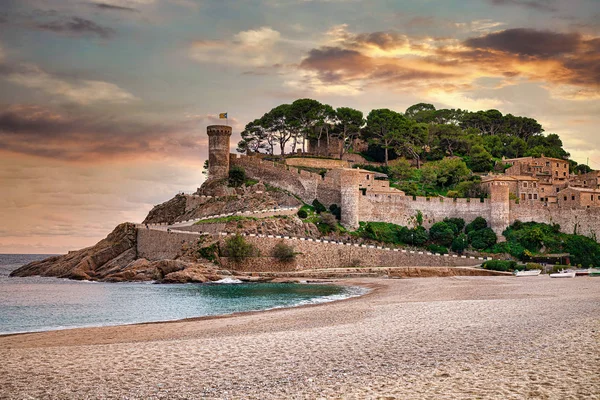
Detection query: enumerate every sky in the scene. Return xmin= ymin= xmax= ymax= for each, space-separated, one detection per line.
xmin=1 ymin=0 xmax=599 ymax=253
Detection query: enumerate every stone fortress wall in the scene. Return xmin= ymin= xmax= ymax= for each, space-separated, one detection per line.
xmin=219 ymin=128 xmax=600 ymax=241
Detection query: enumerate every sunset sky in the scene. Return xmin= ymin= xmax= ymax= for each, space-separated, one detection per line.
xmin=1 ymin=0 xmax=599 ymax=253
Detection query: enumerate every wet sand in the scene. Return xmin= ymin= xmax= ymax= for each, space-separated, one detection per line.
xmin=1 ymin=276 xmax=598 ymax=399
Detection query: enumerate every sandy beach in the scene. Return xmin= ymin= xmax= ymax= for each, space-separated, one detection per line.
xmin=1 ymin=276 xmax=598 ymax=399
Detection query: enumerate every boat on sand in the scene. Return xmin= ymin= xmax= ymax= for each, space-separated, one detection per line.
xmin=514 ymin=269 xmax=541 ymax=277
xmin=550 ymin=270 xmax=576 ymax=278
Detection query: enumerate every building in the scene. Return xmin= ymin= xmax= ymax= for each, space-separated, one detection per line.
xmin=557 ymin=187 xmax=600 ymax=208
xmin=482 ymin=175 xmax=541 ymax=202
xmin=569 ymin=171 xmax=600 ymax=189
xmin=503 ymin=155 xmax=570 ymax=195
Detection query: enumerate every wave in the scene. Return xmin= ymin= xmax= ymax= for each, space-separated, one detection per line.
xmin=211 ymin=277 xmax=244 ymax=284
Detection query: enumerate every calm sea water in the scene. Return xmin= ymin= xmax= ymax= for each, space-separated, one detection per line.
xmin=0 ymin=254 xmax=365 ymax=335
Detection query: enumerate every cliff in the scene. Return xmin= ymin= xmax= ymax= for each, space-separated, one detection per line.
xmin=10 ymin=223 xmax=224 ymax=283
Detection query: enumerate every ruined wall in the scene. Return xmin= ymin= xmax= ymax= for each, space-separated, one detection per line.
xmin=358 ymin=193 xmax=492 ymax=228
xmin=231 ymin=154 xmax=341 ymax=206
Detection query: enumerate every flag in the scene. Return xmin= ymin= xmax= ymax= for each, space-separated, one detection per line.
xmin=219 ymin=112 xmax=228 ymax=119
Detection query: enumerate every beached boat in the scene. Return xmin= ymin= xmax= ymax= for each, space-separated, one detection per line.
xmin=550 ymin=270 xmax=576 ymax=278
xmin=588 ymin=268 xmax=600 ymax=277
xmin=514 ymin=269 xmax=542 ymax=277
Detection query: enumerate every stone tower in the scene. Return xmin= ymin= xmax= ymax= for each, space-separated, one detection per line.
xmin=340 ymin=168 xmax=361 ymax=229
xmin=207 ymin=125 xmax=232 ymax=181
xmin=489 ymin=182 xmax=510 ymax=241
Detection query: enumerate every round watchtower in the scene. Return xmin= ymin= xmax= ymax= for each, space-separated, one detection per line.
xmin=207 ymin=125 xmax=232 ymax=181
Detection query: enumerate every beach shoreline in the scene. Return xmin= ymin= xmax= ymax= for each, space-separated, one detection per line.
xmin=2 ymin=276 xmax=598 ymax=399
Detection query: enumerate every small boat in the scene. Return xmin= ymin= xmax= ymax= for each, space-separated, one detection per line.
xmin=574 ymin=269 xmax=591 ymax=276
xmin=550 ymin=270 xmax=576 ymax=278
xmin=514 ymin=269 xmax=541 ymax=277
xmin=588 ymin=269 xmax=600 ymax=277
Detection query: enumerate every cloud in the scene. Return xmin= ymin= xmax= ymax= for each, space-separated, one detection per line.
xmin=2 ymin=64 xmax=136 ymax=104
xmin=190 ymin=27 xmax=283 ymax=67
xmin=0 ymin=104 xmax=237 ymax=161
xmin=90 ymin=3 xmax=139 ymax=12
xmin=490 ymin=0 xmax=557 ymax=12
xmin=35 ymin=16 xmax=115 ymax=38
xmin=464 ymin=29 xmax=581 ymax=57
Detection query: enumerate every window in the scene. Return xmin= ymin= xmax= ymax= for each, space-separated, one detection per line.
xmin=584 ymin=181 xmax=587 ymax=185
xmin=366 ymin=175 xmax=369 ymax=180
xmin=541 ymin=188 xmax=545 ymax=192
xmin=533 ymin=183 xmax=537 ymax=188
xmin=572 ymin=196 xmax=575 ymax=201
xmin=528 ymin=194 xmax=533 ymax=200
xmin=556 ymin=187 xmax=560 ymax=192
xmin=534 ymin=194 xmax=538 ymax=199
xmin=556 ymin=163 xmax=559 ymax=167
xmin=523 ymin=182 xmax=528 ymax=188
xmin=591 ymin=195 xmax=594 ymax=201
xmin=555 ymin=171 xmax=558 ymax=176
xmin=546 ymin=162 xmax=550 ymax=167
xmin=563 ymin=172 xmax=566 ymax=177
xmin=521 ymin=194 xmax=526 ymax=200
xmin=564 ymin=196 xmax=567 ymax=201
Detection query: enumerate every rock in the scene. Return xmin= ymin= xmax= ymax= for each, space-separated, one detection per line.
xmin=142 ymin=194 xmax=187 ymax=225
xmin=10 ymin=223 xmax=138 ymax=281
xmin=162 ymin=268 xmax=209 ymax=283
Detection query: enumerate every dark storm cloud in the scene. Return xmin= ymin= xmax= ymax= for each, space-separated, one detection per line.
xmin=0 ymin=105 xmax=207 ymax=161
xmin=35 ymin=16 xmax=114 ymax=38
xmin=490 ymin=0 xmax=557 ymax=12
xmin=464 ymin=29 xmax=581 ymax=57
xmin=90 ymin=3 xmax=138 ymax=12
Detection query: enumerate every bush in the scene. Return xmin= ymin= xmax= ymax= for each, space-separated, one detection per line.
xmin=429 ymin=222 xmax=455 ymax=247
xmin=482 ymin=260 xmax=517 ymax=272
xmin=490 ymin=241 xmax=526 ymax=259
xmin=312 ymin=199 xmax=327 ymax=214
xmin=329 ymin=204 xmax=341 ymax=220
xmin=297 ymin=209 xmax=308 ymax=219
xmin=400 ymin=226 xmax=429 ymax=246
xmin=223 ymin=234 xmax=259 ymax=263
xmin=427 ymin=244 xmax=448 ymax=254
xmin=360 ymin=222 xmax=406 ymax=244
xmin=228 ymin=166 xmax=246 ymax=187
xmin=198 ymin=243 xmax=218 ymax=262
xmin=444 ymin=218 xmax=465 ymax=234
xmin=318 ymin=212 xmax=338 ymax=234
xmin=465 ymin=217 xmax=488 ymax=233
xmin=451 ymin=233 xmax=468 ymax=254
xmin=272 ymin=241 xmax=295 ymax=262
xmin=469 ymin=227 xmax=497 ymax=250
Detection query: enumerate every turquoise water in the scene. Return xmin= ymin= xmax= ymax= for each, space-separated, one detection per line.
xmin=0 ymin=254 xmax=364 ymax=335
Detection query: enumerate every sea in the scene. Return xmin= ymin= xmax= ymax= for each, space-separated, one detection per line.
xmin=0 ymin=254 xmax=365 ymax=335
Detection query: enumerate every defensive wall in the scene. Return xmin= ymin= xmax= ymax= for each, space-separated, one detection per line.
xmin=285 ymin=157 xmax=351 ymax=169
xmin=231 ymin=153 xmax=341 ymax=206
xmin=136 ymin=228 xmax=487 ymax=271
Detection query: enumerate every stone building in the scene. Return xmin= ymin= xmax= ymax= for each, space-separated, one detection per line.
xmin=569 ymin=171 xmax=600 ymax=189
xmin=482 ymin=175 xmax=540 ymax=202
xmin=557 ymin=187 xmax=600 ymax=208
xmin=503 ymin=155 xmax=570 ymax=195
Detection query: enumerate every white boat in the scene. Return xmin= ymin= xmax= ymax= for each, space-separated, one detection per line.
xmin=550 ymin=270 xmax=576 ymax=278
xmin=514 ymin=269 xmax=542 ymax=277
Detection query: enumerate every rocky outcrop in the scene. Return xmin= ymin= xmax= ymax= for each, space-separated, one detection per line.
xmin=10 ymin=223 xmax=224 ymax=283
xmin=142 ymin=194 xmax=187 ymax=225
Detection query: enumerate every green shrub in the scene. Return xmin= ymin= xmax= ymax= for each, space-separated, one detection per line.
xmin=427 ymin=244 xmax=448 ymax=254
xmin=329 ymin=204 xmax=341 ymax=220
xmin=272 ymin=241 xmax=295 ymax=262
xmin=490 ymin=241 xmax=526 ymax=259
xmin=444 ymin=217 xmax=465 ymax=234
xmin=469 ymin=227 xmax=497 ymax=250
xmin=360 ymin=222 xmax=406 ymax=244
xmin=318 ymin=212 xmax=338 ymax=234
xmin=223 ymin=234 xmax=259 ymax=263
xmin=429 ymin=222 xmax=455 ymax=247
xmin=451 ymin=233 xmax=468 ymax=254
xmin=297 ymin=209 xmax=308 ymax=219
xmin=525 ymin=262 xmax=543 ymax=270
xmin=312 ymin=199 xmax=327 ymax=214
xmin=228 ymin=166 xmax=246 ymax=187
xmin=198 ymin=243 xmax=218 ymax=262
xmin=482 ymin=260 xmax=517 ymax=272
xmin=400 ymin=226 xmax=429 ymax=246
xmin=465 ymin=217 xmax=488 ymax=233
